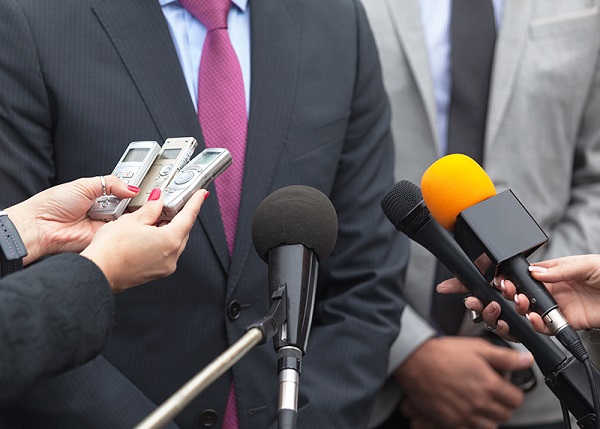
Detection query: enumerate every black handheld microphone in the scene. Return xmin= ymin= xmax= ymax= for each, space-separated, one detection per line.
xmin=380 ymin=180 xmax=566 ymax=375
xmin=252 ymin=185 xmax=338 ymax=429
xmin=420 ymin=154 xmax=587 ymax=361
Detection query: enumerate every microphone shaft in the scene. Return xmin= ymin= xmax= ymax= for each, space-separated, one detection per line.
xmin=277 ymin=346 xmax=302 ymax=429
xmin=134 ymin=328 xmax=264 ymax=429
xmin=417 ymin=220 xmax=566 ymax=375
xmin=500 ymin=255 xmax=558 ymax=317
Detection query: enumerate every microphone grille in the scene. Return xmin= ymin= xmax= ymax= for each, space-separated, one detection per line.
xmin=421 ymin=154 xmax=496 ymax=230
xmin=381 ymin=180 xmax=428 ymax=234
xmin=252 ymin=185 xmax=338 ymax=263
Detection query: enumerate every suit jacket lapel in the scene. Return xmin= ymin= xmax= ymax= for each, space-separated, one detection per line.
xmin=486 ymin=0 xmax=533 ymax=153
xmin=386 ymin=0 xmax=439 ymax=149
xmin=92 ymin=0 xmax=231 ymax=271
xmin=225 ymin=0 xmax=300 ymax=296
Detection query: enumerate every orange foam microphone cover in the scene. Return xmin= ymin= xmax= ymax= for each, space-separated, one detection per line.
xmin=420 ymin=154 xmax=496 ymax=230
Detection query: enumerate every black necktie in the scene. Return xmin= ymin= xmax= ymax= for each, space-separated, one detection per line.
xmin=430 ymin=0 xmax=496 ymax=335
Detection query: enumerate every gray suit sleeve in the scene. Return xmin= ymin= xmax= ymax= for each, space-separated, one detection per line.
xmin=367 ymin=306 xmax=436 ymax=428
xmin=387 ymin=306 xmax=436 ymax=375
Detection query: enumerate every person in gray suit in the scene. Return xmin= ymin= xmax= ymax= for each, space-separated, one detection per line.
xmin=363 ymin=0 xmax=600 ymax=428
xmin=0 ymin=0 xmax=408 ymax=428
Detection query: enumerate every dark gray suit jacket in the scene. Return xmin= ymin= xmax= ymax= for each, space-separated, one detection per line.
xmin=0 ymin=0 xmax=408 ymax=428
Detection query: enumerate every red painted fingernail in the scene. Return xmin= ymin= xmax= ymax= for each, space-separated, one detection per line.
xmin=148 ymin=188 xmax=161 ymax=201
xmin=204 ymin=191 xmax=210 ymax=201
xmin=127 ymin=185 xmax=140 ymax=193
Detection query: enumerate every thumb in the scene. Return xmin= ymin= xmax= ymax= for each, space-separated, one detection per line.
xmin=479 ymin=344 xmax=534 ymax=372
xmin=129 ymin=189 xmax=164 ymax=225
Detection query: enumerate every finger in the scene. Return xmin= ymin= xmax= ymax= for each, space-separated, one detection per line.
xmin=526 ymin=312 xmax=551 ymax=335
xmin=529 ymin=256 xmax=571 ymax=271
xmin=488 ymin=384 xmax=525 ymax=419
xmin=531 ymin=255 xmax=597 ymax=284
xmin=478 ymin=417 xmax=500 ymax=429
xmin=481 ymin=301 xmax=501 ymax=328
xmin=473 ymin=400 xmax=514 ymax=424
xmin=494 ymin=320 xmax=517 ymax=342
xmin=511 ymin=291 xmax=530 ymax=316
xmin=479 ymin=345 xmax=534 ymax=374
xmin=102 ymin=175 xmax=140 ymax=198
xmin=165 ymin=190 xmax=207 ymax=233
xmin=499 ymin=278 xmax=518 ymax=301
xmin=128 ymin=190 xmax=164 ymax=225
xmin=464 ymin=296 xmax=485 ymax=313
xmin=436 ymin=277 xmax=470 ymax=294
xmin=75 ymin=175 xmax=139 ymax=200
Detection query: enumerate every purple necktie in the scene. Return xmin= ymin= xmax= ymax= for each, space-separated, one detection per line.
xmin=178 ymin=1 xmax=245 ymax=427
xmin=180 ymin=0 xmax=247 ymax=257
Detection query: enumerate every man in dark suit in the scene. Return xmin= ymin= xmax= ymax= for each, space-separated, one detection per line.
xmin=0 ymin=0 xmax=408 ymax=428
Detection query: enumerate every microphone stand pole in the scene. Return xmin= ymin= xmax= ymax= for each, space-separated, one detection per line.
xmin=134 ymin=286 xmax=289 ymax=429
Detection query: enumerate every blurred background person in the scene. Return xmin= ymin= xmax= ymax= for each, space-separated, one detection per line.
xmin=363 ymin=0 xmax=600 ymax=428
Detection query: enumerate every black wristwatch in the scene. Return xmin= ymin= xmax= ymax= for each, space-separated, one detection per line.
xmin=0 ymin=211 xmax=27 ymax=277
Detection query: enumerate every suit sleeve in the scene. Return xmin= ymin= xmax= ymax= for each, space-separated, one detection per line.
xmin=0 ymin=253 xmax=113 ymax=405
xmin=0 ymin=0 xmax=55 ymax=208
xmin=288 ymin=2 xmax=409 ymax=427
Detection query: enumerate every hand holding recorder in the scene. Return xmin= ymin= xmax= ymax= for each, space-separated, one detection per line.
xmin=5 ymin=175 xmax=139 ymax=266
xmin=88 ymin=140 xmax=162 ymax=221
xmin=159 ymin=147 xmax=231 ymax=220
xmin=128 ymin=137 xmax=198 ymax=210
xmin=88 ymin=138 xmax=231 ymax=222
xmin=82 ymin=187 xmax=209 ymax=292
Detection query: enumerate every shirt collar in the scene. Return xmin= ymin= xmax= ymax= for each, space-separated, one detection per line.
xmin=159 ymin=0 xmax=248 ymax=13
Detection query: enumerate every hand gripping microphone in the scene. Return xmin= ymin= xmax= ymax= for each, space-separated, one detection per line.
xmin=420 ymin=154 xmax=588 ymax=361
xmin=252 ymin=185 xmax=338 ymax=429
xmin=381 ymin=180 xmax=600 ymax=428
xmin=380 ymin=180 xmax=566 ymax=375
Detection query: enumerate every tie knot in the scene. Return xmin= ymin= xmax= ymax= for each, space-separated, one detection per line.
xmin=180 ymin=0 xmax=231 ymax=30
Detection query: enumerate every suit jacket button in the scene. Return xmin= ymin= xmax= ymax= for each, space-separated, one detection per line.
xmin=227 ymin=300 xmax=242 ymax=320
xmin=199 ymin=409 xmax=218 ymax=427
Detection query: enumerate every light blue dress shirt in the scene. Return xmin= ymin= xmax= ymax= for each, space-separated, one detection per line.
xmin=418 ymin=0 xmax=504 ymax=155
xmin=159 ymin=0 xmax=251 ymax=115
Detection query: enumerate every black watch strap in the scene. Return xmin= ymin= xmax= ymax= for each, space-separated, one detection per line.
xmin=0 ymin=211 xmax=27 ymax=277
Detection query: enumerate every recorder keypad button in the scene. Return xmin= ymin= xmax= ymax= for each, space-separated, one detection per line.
xmin=159 ymin=164 xmax=174 ymax=176
xmin=174 ymin=171 xmax=194 ymax=185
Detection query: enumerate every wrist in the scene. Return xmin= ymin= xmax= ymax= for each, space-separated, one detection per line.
xmin=3 ymin=206 xmax=41 ymax=266
xmin=80 ymin=247 xmax=119 ymax=293
xmin=395 ymin=337 xmax=439 ymax=382
xmin=0 ymin=210 xmax=28 ymax=275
